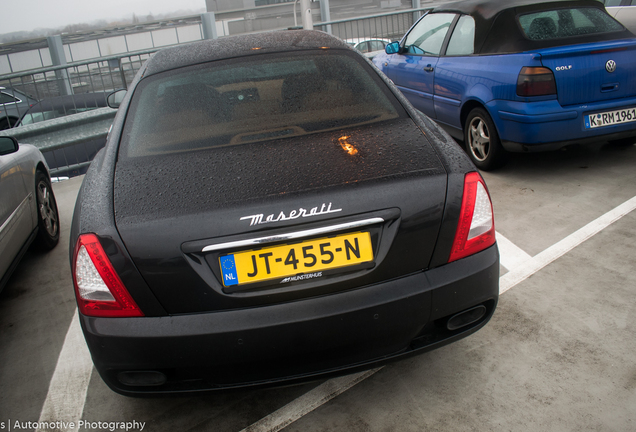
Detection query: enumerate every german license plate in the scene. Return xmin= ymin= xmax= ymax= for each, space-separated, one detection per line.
xmin=219 ymin=231 xmax=373 ymax=286
xmin=585 ymin=107 xmax=636 ymax=129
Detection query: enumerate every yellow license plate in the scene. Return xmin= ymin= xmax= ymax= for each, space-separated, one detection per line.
xmin=219 ymin=232 xmax=373 ymax=286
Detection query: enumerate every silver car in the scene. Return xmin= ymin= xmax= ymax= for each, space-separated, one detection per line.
xmin=604 ymin=0 xmax=636 ymax=33
xmin=345 ymin=38 xmax=392 ymax=59
xmin=0 ymin=87 xmax=38 ymax=130
xmin=0 ymin=136 xmax=59 ymax=291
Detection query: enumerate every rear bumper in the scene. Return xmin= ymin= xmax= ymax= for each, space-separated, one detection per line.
xmin=489 ymin=98 xmax=636 ymax=152
xmin=80 ymin=245 xmax=499 ymax=396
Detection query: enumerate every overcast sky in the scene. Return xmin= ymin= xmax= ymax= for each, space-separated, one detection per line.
xmin=5 ymin=0 xmax=207 ymax=34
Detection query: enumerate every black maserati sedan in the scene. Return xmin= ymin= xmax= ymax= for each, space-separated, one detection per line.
xmin=70 ymin=30 xmax=499 ymax=395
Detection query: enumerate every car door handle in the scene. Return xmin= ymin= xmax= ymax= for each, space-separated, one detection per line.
xmin=424 ymin=65 xmax=434 ymax=72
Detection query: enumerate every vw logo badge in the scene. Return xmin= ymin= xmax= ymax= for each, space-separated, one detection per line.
xmin=606 ymin=60 xmax=617 ymax=73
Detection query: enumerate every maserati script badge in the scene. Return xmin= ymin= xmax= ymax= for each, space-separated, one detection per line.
xmin=240 ymin=203 xmax=343 ymax=226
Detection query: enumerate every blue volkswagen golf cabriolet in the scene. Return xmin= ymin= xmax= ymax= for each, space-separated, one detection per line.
xmin=374 ymin=0 xmax=636 ymax=169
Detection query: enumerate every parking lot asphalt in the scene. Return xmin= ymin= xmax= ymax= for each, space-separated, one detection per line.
xmin=0 ymin=141 xmax=635 ymax=432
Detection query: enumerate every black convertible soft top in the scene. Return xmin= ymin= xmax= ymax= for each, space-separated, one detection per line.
xmin=428 ymin=0 xmax=634 ymax=54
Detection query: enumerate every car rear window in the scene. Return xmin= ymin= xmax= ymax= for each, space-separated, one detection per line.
xmin=0 ymin=92 xmax=20 ymax=104
xmin=119 ymin=50 xmax=403 ymax=158
xmin=519 ymin=7 xmax=624 ymax=40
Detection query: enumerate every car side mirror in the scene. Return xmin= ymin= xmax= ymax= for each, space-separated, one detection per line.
xmin=385 ymin=41 xmax=401 ymax=55
xmin=0 ymin=136 xmax=19 ymax=156
xmin=107 ymin=89 xmax=127 ymax=109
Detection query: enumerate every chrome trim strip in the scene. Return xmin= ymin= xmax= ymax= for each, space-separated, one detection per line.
xmin=0 ymin=193 xmax=32 ymax=243
xmin=202 ymin=217 xmax=385 ymax=253
xmin=0 ymin=91 xmax=23 ymax=104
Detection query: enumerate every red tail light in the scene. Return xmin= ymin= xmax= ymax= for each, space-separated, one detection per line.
xmin=448 ymin=172 xmax=496 ymax=262
xmin=517 ymin=66 xmax=556 ymax=97
xmin=72 ymin=234 xmax=143 ymax=317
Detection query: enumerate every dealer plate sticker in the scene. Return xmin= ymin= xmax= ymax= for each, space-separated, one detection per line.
xmin=220 ymin=231 xmax=373 ymax=286
xmin=585 ymin=107 xmax=636 ymax=129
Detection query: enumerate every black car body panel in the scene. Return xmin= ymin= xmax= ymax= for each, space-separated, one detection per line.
xmin=70 ymin=30 xmax=499 ymax=395
xmin=81 ymin=245 xmax=498 ymax=396
xmin=113 ymin=118 xmax=448 ymax=313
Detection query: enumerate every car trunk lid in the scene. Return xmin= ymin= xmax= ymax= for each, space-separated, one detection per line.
xmin=536 ymin=40 xmax=636 ymax=106
xmin=113 ymin=119 xmax=449 ymax=314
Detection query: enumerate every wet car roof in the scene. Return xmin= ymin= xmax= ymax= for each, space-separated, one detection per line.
xmin=144 ymin=30 xmax=352 ymax=77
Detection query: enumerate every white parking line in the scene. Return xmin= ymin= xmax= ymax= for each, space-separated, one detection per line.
xmin=241 ymin=369 xmax=381 ymax=432
xmin=496 ymin=231 xmax=533 ymax=271
xmin=500 ymin=195 xmax=636 ymax=294
xmin=37 ymin=310 xmax=92 ymax=432
xmin=38 ymin=195 xmax=636 ymax=432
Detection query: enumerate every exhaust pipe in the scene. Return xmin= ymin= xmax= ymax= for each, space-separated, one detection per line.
xmin=447 ymin=305 xmax=487 ymax=331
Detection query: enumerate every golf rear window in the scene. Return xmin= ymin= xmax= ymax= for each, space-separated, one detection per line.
xmin=119 ymin=50 xmax=403 ymax=158
xmin=519 ymin=7 xmax=624 ymax=40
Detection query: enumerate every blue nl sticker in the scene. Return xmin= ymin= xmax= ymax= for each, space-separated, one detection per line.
xmin=220 ymin=255 xmax=238 ymax=286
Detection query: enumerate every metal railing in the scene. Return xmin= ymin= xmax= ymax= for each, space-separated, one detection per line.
xmin=0 ymin=8 xmax=429 ymax=178
xmin=0 ymin=19 xmax=204 ymax=74
xmin=0 ymin=50 xmax=157 ymax=178
xmin=0 ymin=49 xmax=156 ymax=113
xmin=316 ymin=8 xmax=427 ymax=42
xmin=0 ymin=107 xmax=117 ymax=178
xmin=1 ymin=8 xmax=429 ymax=105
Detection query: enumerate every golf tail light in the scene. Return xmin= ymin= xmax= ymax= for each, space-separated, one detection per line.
xmin=72 ymin=234 xmax=143 ymax=317
xmin=449 ymin=172 xmax=496 ymax=263
xmin=517 ymin=66 xmax=557 ymax=97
